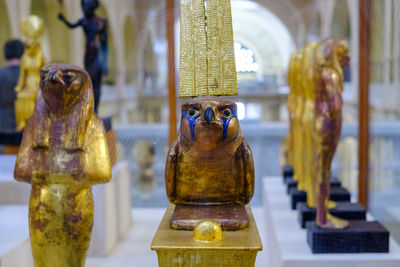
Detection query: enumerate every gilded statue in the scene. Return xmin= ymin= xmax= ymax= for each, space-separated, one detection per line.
xmin=15 ymin=15 xmax=45 ymax=131
xmin=166 ymin=97 xmax=254 ymax=230
xmin=14 ymin=63 xmax=111 ymax=267
xmin=301 ymin=42 xmax=319 ymax=207
xmin=313 ymin=37 xmax=350 ymax=229
xmin=287 ymin=50 xmax=305 ymax=190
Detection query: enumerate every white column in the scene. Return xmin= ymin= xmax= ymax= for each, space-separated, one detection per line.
xmin=347 ymin=0 xmax=359 ymax=107
xmin=63 ymin=0 xmax=84 ymax=68
xmin=319 ymin=0 xmax=336 ymax=38
xmin=101 ymin=0 xmax=127 ymax=124
xmin=383 ymin=0 xmax=392 ymax=108
xmin=393 ymin=0 xmax=400 ymax=107
xmin=5 ymin=0 xmax=20 ymax=38
xmin=5 ymin=0 xmax=32 ymax=38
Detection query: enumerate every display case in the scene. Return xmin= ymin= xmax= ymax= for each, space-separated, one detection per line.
xmin=0 ymin=0 xmax=399 ymax=266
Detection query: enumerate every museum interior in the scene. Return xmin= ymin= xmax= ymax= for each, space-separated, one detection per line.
xmin=0 ymin=0 xmax=399 ymax=266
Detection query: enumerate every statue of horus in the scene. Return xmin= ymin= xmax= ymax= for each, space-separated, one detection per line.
xmin=15 ymin=15 xmax=45 ymax=131
xmin=166 ymin=97 xmax=254 ymax=230
xmin=313 ymin=37 xmax=350 ymax=229
xmin=14 ymin=63 xmax=111 ymax=267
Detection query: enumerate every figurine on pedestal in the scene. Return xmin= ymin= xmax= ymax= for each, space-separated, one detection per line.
xmin=287 ymin=50 xmax=305 ymax=189
xmin=166 ymin=97 xmax=254 ymax=230
xmin=152 ymin=0 xmax=261 ymax=265
xmin=301 ymin=42 xmax=321 ymax=209
xmin=58 ymin=0 xmax=108 ymax=114
xmin=14 ymin=63 xmax=111 ymax=267
xmin=313 ymin=37 xmax=350 ymax=229
xmin=15 ymin=15 xmax=45 ymax=131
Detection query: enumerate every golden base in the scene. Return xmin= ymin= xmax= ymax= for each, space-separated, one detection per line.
xmin=151 ymin=204 xmax=262 ymax=267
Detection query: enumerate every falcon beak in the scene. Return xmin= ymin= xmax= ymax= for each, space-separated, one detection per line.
xmin=49 ymin=70 xmax=60 ymax=84
xmin=204 ymin=107 xmax=215 ymax=124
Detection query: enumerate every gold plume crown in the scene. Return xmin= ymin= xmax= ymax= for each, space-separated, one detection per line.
xmin=179 ymin=0 xmax=237 ymax=97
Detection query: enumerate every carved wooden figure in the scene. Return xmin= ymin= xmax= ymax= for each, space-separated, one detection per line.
xmin=14 ymin=63 xmax=111 ymax=267
xmin=314 ymin=37 xmax=350 ymax=229
xmin=166 ymin=97 xmax=254 ymax=230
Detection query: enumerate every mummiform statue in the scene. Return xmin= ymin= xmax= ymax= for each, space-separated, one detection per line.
xmin=15 ymin=15 xmax=45 ymax=131
xmin=313 ymin=37 xmax=350 ymax=229
xmin=287 ymin=50 xmax=305 ymax=190
xmin=14 ymin=63 xmax=111 ymax=267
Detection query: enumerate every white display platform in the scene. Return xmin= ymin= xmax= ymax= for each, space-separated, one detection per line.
xmin=89 ymin=161 xmax=132 ymax=257
xmin=263 ymin=176 xmax=400 ymax=267
xmin=0 ymin=205 xmax=34 ymax=267
xmin=384 ymin=207 xmax=400 ymax=245
xmin=0 ymin=155 xmax=30 ymax=205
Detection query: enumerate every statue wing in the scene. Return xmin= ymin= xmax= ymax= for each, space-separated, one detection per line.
xmin=165 ymin=140 xmax=179 ymax=203
xmin=240 ymin=138 xmax=254 ymax=204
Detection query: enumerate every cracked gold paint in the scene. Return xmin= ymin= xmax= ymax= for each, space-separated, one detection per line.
xmin=179 ymin=0 xmax=237 ymax=97
xmin=15 ymin=15 xmax=45 ymax=131
xmin=14 ymin=63 xmax=111 ymax=267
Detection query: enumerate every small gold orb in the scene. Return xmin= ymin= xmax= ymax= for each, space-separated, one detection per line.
xmin=20 ymin=15 xmax=44 ymax=39
xmin=193 ymin=220 xmax=223 ymax=242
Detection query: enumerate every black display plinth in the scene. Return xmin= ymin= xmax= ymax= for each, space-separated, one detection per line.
xmin=285 ymin=177 xmax=342 ymax=195
xmin=298 ymin=202 xmax=366 ymax=228
xmin=102 ymin=117 xmax=112 ymax=132
xmin=289 ymin=186 xmax=351 ymax=210
xmin=282 ymin=165 xmax=294 ymax=183
xmin=0 ymin=131 xmax=23 ymax=146
xmin=307 ymin=220 xmax=390 ymax=253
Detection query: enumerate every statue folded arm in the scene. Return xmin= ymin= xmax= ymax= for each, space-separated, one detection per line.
xmin=82 ymin=116 xmax=112 ymax=185
xmin=165 ymin=140 xmax=179 ymax=203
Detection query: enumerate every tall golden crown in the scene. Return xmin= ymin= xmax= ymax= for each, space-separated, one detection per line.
xmin=179 ymin=0 xmax=238 ymax=97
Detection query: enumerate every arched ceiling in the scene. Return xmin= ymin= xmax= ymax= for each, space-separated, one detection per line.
xmin=232 ymin=0 xmax=296 ymax=71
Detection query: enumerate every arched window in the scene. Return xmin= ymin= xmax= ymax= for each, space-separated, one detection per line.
xmin=234 ymin=42 xmax=259 ymax=73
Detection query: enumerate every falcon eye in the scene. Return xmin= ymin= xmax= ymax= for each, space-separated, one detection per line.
xmin=221 ymin=108 xmax=232 ymax=118
xmin=64 ymin=72 xmax=74 ymax=82
xmin=188 ymin=108 xmax=197 ymax=117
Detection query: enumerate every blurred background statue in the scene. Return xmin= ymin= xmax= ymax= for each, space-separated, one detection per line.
xmin=301 ymin=42 xmax=318 ymax=208
xmin=287 ymin=50 xmax=305 ymax=190
xmin=314 ymin=37 xmax=350 ymax=229
xmin=15 ymin=15 xmax=45 ymax=131
xmin=0 ymin=40 xmax=24 ymax=132
xmin=132 ymin=140 xmax=156 ymax=191
xmin=58 ymin=0 xmax=108 ymax=114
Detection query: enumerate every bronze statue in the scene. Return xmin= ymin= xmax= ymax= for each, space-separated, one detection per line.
xmin=314 ymin=37 xmax=350 ymax=229
xmin=15 ymin=15 xmax=45 ymax=131
xmin=14 ymin=63 xmax=111 ymax=267
xmin=58 ymin=0 xmax=108 ymax=113
xmin=166 ymin=97 xmax=254 ymax=230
